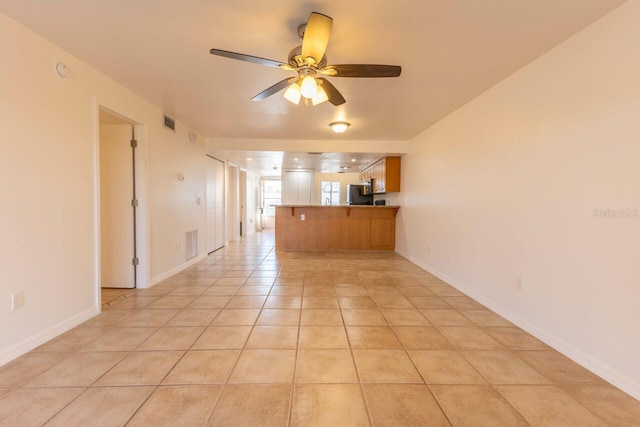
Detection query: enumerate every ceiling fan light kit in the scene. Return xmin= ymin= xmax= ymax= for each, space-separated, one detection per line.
xmin=209 ymin=12 xmax=401 ymax=107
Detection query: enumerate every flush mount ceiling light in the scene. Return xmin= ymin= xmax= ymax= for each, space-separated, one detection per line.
xmin=329 ymin=121 xmax=350 ymax=133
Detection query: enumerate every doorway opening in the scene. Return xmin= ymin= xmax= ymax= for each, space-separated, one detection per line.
xmin=240 ymin=170 xmax=247 ymax=236
xmin=261 ymin=178 xmax=281 ymax=230
xmin=206 ymin=156 xmax=225 ymax=253
xmin=98 ymin=108 xmax=145 ymax=289
xmin=227 ymin=163 xmax=239 ymax=242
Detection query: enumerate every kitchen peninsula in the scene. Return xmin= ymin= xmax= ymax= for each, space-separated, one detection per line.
xmin=275 ymin=205 xmax=400 ymax=251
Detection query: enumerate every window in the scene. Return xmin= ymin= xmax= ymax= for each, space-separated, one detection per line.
xmin=321 ymin=181 xmax=341 ymax=205
xmin=262 ymin=179 xmax=281 ymax=216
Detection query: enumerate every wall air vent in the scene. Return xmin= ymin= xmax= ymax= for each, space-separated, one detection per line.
xmin=186 ymin=230 xmax=198 ymax=260
xmin=163 ymin=114 xmax=176 ymax=132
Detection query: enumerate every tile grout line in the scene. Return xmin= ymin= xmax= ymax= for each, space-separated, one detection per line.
xmin=286 ymin=267 xmax=304 ymax=427
xmin=372 ymin=274 xmax=457 ymax=426
xmin=338 ymin=261 xmax=374 ymax=427
xmin=205 ymin=255 xmax=277 ymax=426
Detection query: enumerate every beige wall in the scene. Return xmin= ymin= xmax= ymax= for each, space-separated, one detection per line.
xmin=2 ymin=1 xmax=639 ymax=401
xmin=397 ymin=1 xmax=640 ymax=399
xmin=0 ymin=12 xmax=207 ymax=363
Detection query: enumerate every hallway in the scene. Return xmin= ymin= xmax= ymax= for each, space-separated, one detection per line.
xmin=0 ymin=231 xmax=638 ymax=426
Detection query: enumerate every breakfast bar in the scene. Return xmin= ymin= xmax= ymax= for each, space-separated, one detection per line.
xmin=275 ymin=205 xmax=400 ymax=251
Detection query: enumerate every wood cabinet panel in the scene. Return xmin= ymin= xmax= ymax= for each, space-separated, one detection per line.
xmin=370 ymin=219 xmax=393 ymax=248
xmin=275 ymin=206 xmax=398 ymax=251
xmin=360 ymin=156 xmax=401 ymax=194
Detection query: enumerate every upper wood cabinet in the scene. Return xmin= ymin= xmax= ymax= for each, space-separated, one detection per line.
xmin=360 ymin=156 xmax=401 ymax=194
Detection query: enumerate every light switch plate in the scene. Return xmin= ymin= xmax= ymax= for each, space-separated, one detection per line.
xmin=11 ymin=291 xmax=24 ymax=310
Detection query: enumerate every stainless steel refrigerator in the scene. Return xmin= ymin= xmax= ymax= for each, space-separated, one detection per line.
xmin=347 ymin=184 xmax=374 ymax=205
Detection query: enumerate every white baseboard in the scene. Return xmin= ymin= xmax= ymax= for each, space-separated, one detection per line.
xmin=395 ymin=248 xmax=640 ymax=401
xmin=149 ymin=254 xmax=208 ymax=287
xmin=0 ymin=306 xmax=98 ymax=367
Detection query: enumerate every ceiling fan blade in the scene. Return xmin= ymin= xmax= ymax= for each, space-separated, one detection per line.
xmin=301 ymin=12 xmax=332 ymax=65
xmin=328 ymin=64 xmax=402 ymax=78
xmin=318 ymin=78 xmax=346 ymax=106
xmin=252 ymin=78 xmax=296 ymax=101
xmin=210 ymin=48 xmax=288 ymax=69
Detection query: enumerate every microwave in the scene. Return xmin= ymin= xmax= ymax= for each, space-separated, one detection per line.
xmin=361 ymin=180 xmax=373 ymax=195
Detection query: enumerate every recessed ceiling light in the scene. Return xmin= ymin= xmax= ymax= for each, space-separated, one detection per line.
xmin=351 ymin=158 xmax=356 ymax=162
xmin=294 ymin=158 xmax=299 ymax=161
xmin=246 ymin=158 xmax=252 ymax=161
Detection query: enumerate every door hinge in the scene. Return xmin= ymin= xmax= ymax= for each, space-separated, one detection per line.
xmin=131 ymin=199 xmax=138 ymax=208
xmin=130 ymin=139 xmax=138 ymax=148
xmin=132 ymin=257 xmax=139 ymax=266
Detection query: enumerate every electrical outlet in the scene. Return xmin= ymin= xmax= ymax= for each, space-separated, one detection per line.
xmin=11 ymin=291 xmax=24 ymax=310
xmin=300 ymin=214 xmax=306 ymax=221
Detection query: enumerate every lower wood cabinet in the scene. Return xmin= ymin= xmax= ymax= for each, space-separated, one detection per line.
xmin=275 ymin=206 xmax=399 ymax=251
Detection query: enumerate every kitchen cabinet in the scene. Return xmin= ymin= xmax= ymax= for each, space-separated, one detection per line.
xmin=360 ymin=156 xmax=401 ymax=194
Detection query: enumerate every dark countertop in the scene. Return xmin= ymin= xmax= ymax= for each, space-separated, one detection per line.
xmin=278 ymin=205 xmax=399 ymax=209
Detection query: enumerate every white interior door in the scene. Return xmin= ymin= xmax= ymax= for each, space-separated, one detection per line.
xmin=207 ymin=156 xmax=225 ymax=252
xmin=297 ymin=171 xmax=312 ymax=205
xmin=206 ymin=156 xmax=216 ymax=253
xmin=283 ymin=170 xmax=313 ymax=205
xmin=240 ymin=170 xmax=247 ymax=236
xmin=227 ymin=164 xmax=239 ymax=242
xmin=100 ymin=124 xmax=135 ymax=288
xmin=214 ymin=160 xmax=225 ymax=249
xmin=283 ymin=172 xmax=297 ymax=205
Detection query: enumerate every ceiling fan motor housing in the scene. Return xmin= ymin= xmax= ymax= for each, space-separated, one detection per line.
xmin=288 ymin=46 xmax=327 ymax=69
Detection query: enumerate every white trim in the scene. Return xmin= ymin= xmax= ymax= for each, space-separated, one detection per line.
xmin=149 ymin=253 xmax=208 ymax=286
xmin=395 ymin=248 xmax=640 ymax=401
xmin=0 ymin=307 xmax=98 ymax=367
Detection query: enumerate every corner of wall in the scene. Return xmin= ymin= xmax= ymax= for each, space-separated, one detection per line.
xmin=0 ymin=306 xmax=98 ymax=367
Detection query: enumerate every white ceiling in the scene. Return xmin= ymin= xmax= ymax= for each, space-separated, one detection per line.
xmin=224 ymin=151 xmax=385 ymax=177
xmin=0 ymin=0 xmax=626 ymax=171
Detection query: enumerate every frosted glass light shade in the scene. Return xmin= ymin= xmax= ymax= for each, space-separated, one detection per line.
xmin=311 ymin=86 xmax=329 ymax=106
xmin=283 ymin=83 xmax=302 ymax=104
xmin=300 ymin=75 xmax=318 ymax=99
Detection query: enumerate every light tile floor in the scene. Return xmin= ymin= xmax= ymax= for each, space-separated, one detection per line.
xmin=1 ymin=231 xmax=639 ymax=426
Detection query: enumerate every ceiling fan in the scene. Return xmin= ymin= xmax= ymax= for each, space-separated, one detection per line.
xmin=210 ymin=12 xmax=401 ymax=106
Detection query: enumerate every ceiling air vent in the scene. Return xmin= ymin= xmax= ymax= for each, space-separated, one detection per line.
xmin=307 ymin=152 xmax=323 ymax=155
xmin=163 ymin=114 xmax=176 ymax=132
